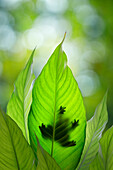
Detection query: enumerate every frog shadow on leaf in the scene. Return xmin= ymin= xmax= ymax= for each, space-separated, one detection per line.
xmin=39 ymin=106 xmax=79 ymax=147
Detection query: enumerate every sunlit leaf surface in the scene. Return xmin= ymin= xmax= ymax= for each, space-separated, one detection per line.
xmin=77 ymin=93 xmax=108 ymax=170
xmin=28 ymin=38 xmax=86 ymax=169
xmin=90 ymin=126 xmax=113 ymax=170
xmin=0 ymin=107 xmax=36 ymax=170
xmin=7 ymin=50 xmax=35 ymax=142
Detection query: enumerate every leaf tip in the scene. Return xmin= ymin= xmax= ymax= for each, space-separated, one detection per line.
xmin=103 ymin=90 xmax=108 ymax=103
xmin=62 ymin=32 xmax=67 ymax=44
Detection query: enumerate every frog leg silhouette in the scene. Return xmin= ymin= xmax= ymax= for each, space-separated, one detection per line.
xmin=59 ymin=106 xmax=66 ymax=114
xmin=39 ymin=123 xmax=53 ymax=139
xmin=71 ymin=119 xmax=79 ymax=129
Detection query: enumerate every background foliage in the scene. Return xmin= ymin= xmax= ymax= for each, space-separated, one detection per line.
xmin=0 ymin=0 xmax=113 ymax=128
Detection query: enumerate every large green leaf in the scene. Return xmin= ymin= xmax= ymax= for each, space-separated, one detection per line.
xmin=7 ymin=50 xmax=35 ymax=142
xmin=77 ymin=93 xmax=108 ymax=170
xmin=36 ymin=136 xmax=61 ymax=170
xmin=90 ymin=126 xmax=113 ymax=170
xmin=28 ymin=37 xmax=86 ymax=169
xmin=0 ymin=107 xmax=36 ymax=170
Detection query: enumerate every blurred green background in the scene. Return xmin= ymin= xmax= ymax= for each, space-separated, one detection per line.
xmin=0 ymin=0 xmax=113 ymax=128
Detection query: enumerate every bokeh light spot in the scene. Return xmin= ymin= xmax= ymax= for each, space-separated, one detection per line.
xmin=76 ymin=70 xmax=100 ymax=97
xmin=0 ymin=25 xmax=16 ymax=51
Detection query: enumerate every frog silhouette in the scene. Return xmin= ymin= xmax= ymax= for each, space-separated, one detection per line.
xmin=39 ymin=106 xmax=79 ymax=147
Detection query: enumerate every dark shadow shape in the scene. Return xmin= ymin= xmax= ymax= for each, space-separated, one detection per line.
xmin=39 ymin=106 xmax=79 ymax=147
xmin=58 ymin=106 xmax=66 ymax=114
xmin=72 ymin=119 xmax=79 ymax=129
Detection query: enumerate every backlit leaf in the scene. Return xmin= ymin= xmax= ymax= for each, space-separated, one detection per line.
xmin=7 ymin=50 xmax=35 ymax=142
xmin=0 ymin=107 xmax=36 ymax=170
xmin=77 ymin=93 xmax=108 ymax=170
xmin=28 ymin=36 xmax=86 ymax=169
xmin=90 ymin=126 xmax=113 ymax=170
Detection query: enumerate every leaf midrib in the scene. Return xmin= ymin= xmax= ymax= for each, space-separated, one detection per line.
xmin=105 ymin=132 xmax=113 ymax=169
xmin=5 ymin=115 xmax=20 ymax=169
xmin=23 ymin=56 xmax=33 ymax=142
xmin=51 ymin=45 xmax=62 ymax=157
xmin=78 ymin=102 xmax=105 ymax=170
xmin=23 ymin=67 xmax=32 ymax=141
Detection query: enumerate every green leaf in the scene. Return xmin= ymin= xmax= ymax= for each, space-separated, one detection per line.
xmin=36 ymin=136 xmax=61 ymax=170
xmin=28 ymin=37 xmax=86 ymax=169
xmin=77 ymin=93 xmax=108 ymax=170
xmin=90 ymin=126 xmax=113 ymax=170
xmin=0 ymin=107 xmax=36 ymax=170
xmin=7 ymin=50 xmax=35 ymax=142
xmin=89 ymin=153 xmax=103 ymax=170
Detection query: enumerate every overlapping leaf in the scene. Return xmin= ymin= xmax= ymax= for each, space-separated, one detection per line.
xmin=0 ymin=107 xmax=36 ymax=170
xmin=28 ymin=37 xmax=86 ymax=169
xmin=36 ymin=136 xmax=61 ymax=170
xmin=90 ymin=126 xmax=113 ymax=170
xmin=77 ymin=93 xmax=108 ymax=170
xmin=7 ymin=50 xmax=35 ymax=142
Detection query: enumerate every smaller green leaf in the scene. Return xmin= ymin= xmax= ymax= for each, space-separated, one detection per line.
xmin=77 ymin=93 xmax=108 ymax=170
xmin=0 ymin=107 xmax=36 ymax=170
xmin=89 ymin=153 xmax=103 ymax=170
xmin=90 ymin=126 xmax=113 ymax=170
xmin=36 ymin=136 xmax=61 ymax=170
xmin=7 ymin=49 xmax=35 ymax=142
